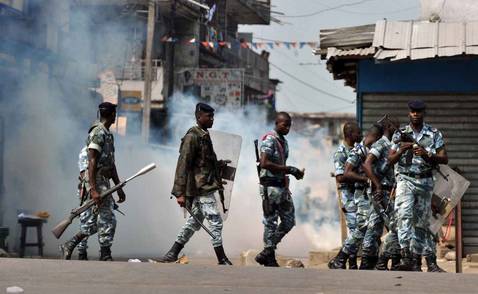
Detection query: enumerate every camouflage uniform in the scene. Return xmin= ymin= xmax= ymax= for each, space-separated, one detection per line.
xmin=259 ymin=130 xmax=295 ymax=249
xmin=77 ymin=147 xmax=90 ymax=253
xmin=333 ymin=143 xmax=357 ymax=236
xmin=391 ymin=124 xmax=445 ymax=255
xmin=341 ymin=142 xmax=370 ymax=256
xmin=361 ymin=136 xmax=399 ymax=257
xmin=81 ymin=122 xmax=117 ymax=248
xmin=171 ymin=126 xmax=224 ymax=248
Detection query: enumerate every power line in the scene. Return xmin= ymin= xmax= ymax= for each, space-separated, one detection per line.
xmin=279 ymin=0 xmax=378 ymax=18
xmin=269 ymin=62 xmax=354 ymax=104
xmin=336 ymin=5 xmax=418 ymax=15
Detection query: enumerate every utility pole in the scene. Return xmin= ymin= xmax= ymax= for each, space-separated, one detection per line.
xmin=142 ymin=0 xmax=156 ymax=142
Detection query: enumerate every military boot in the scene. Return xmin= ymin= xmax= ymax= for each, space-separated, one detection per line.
xmin=78 ymin=251 xmax=88 ymax=261
xmin=390 ymin=254 xmax=401 ymax=271
xmin=348 ymin=254 xmax=358 ymax=270
xmin=214 ymin=246 xmax=233 ymax=265
xmin=157 ymin=242 xmax=184 ymax=263
xmin=328 ymin=249 xmax=348 ymax=269
xmin=398 ymin=248 xmax=414 ymax=271
xmin=99 ymin=246 xmax=113 ymax=261
xmin=255 ymin=247 xmax=279 ymax=267
xmin=359 ymin=255 xmax=377 ymax=270
xmin=59 ymin=233 xmax=86 ymax=260
xmin=412 ymin=253 xmax=423 ymax=272
xmin=375 ymin=254 xmax=390 ymax=271
xmin=425 ymin=254 xmax=446 ymax=272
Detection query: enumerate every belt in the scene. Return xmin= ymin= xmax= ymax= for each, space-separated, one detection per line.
xmin=260 ymin=177 xmax=286 ymax=188
xmin=401 ymin=171 xmax=433 ymax=179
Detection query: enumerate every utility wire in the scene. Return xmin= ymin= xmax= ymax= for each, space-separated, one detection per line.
xmin=269 ymin=62 xmax=354 ymax=104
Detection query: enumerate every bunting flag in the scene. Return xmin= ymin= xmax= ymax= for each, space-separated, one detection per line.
xmin=162 ymin=37 xmax=318 ymax=50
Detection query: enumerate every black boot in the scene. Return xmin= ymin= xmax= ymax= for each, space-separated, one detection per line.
xmin=59 ymin=233 xmax=86 ymax=260
xmin=214 ymin=246 xmax=232 ymax=265
xmin=99 ymin=246 xmax=113 ymax=261
xmin=255 ymin=247 xmax=279 ymax=267
xmin=412 ymin=253 xmax=422 ymax=272
xmin=390 ymin=254 xmax=401 ymax=271
xmin=375 ymin=254 xmax=390 ymax=271
xmin=425 ymin=254 xmax=446 ymax=272
xmin=78 ymin=251 xmax=88 ymax=261
xmin=348 ymin=254 xmax=358 ymax=270
xmin=157 ymin=242 xmax=184 ymax=263
xmin=328 ymin=249 xmax=348 ymax=269
xmin=359 ymin=255 xmax=377 ymax=270
xmin=399 ymin=248 xmax=414 ymax=271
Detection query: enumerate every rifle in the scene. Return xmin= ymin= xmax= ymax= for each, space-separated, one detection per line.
xmin=255 ymin=139 xmax=270 ymax=215
xmin=52 ymin=163 xmax=156 ymax=239
xmin=378 ymin=115 xmax=448 ymax=181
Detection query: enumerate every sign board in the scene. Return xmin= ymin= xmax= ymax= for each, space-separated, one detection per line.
xmin=178 ymin=68 xmax=244 ymax=108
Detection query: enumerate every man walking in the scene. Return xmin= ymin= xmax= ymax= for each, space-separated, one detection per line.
xmin=388 ymin=100 xmax=447 ymax=272
xmin=157 ymin=103 xmax=232 ymax=265
xmin=60 ymin=102 xmax=125 ymax=261
xmin=255 ymin=112 xmax=305 ymax=267
xmin=333 ymin=122 xmax=362 ymax=269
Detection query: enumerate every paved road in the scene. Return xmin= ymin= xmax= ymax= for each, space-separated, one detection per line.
xmin=0 ymin=258 xmax=477 ymax=293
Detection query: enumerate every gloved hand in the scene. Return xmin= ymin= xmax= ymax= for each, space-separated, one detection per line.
xmin=286 ymin=166 xmax=304 ymax=180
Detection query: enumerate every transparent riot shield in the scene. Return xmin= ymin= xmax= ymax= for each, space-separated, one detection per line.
xmin=209 ymin=130 xmax=242 ymax=221
xmin=429 ymin=165 xmax=470 ymax=234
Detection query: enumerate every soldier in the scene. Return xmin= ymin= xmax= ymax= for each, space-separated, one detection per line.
xmin=333 ymin=122 xmax=362 ymax=269
xmin=157 ymin=103 xmax=232 ymax=265
xmin=60 ymin=102 xmax=125 ymax=261
xmin=328 ymin=124 xmax=383 ymax=269
xmin=388 ymin=100 xmax=448 ymax=272
xmin=255 ymin=112 xmax=304 ymax=267
xmin=362 ymin=116 xmax=401 ymax=270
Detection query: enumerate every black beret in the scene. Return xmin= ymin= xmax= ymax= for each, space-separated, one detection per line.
xmin=408 ymin=100 xmax=426 ymax=111
xmin=98 ymin=102 xmax=117 ymax=112
xmin=195 ymin=102 xmax=215 ymax=113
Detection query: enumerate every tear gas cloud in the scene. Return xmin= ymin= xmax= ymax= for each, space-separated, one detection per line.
xmin=0 ymin=1 xmax=340 ymax=259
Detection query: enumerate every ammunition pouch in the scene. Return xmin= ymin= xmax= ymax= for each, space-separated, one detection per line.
xmin=260 ymin=177 xmax=286 ymax=188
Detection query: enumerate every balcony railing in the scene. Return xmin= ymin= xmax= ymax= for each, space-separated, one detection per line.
xmin=115 ymin=59 xmax=161 ymax=81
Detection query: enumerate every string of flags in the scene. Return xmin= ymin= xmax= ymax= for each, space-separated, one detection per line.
xmin=160 ymin=35 xmax=318 ymax=50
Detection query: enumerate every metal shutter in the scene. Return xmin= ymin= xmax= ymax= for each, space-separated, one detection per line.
xmin=361 ymin=93 xmax=478 ymax=255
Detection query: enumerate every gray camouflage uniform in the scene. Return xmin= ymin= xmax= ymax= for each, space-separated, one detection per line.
xmin=77 ymin=147 xmax=90 ymax=253
xmin=333 ymin=143 xmax=357 ymax=237
xmin=391 ymin=123 xmax=445 ymax=256
xmin=81 ymin=122 xmax=117 ymax=248
xmin=259 ymin=130 xmax=295 ymax=249
xmin=362 ymin=136 xmax=400 ymax=257
xmin=342 ymin=142 xmax=371 ymax=255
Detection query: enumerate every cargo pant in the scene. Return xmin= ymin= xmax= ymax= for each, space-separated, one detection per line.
xmin=395 ymin=175 xmax=433 ymax=255
xmin=80 ymin=181 xmax=116 ymax=247
xmin=260 ymin=185 xmax=295 ymax=249
xmin=362 ymin=192 xmax=399 ymax=256
xmin=176 ymin=193 xmax=223 ymax=248
xmin=380 ymin=198 xmax=400 ymax=257
xmin=77 ymin=208 xmax=92 ymax=253
xmin=342 ymin=187 xmax=370 ymax=255
xmin=339 ymin=187 xmax=357 ymax=236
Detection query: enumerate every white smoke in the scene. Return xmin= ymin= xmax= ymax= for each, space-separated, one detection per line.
xmin=0 ymin=1 xmax=340 ymax=260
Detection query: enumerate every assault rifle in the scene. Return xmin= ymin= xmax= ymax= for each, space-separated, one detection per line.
xmin=52 ymin=163 xmax=156 ymax=239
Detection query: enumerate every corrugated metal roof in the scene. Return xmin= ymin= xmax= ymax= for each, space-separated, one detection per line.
xmin=373 ymin=20 xmax=478 ymax=61
xmin=326 ymin=47 xmax=376 ymax=59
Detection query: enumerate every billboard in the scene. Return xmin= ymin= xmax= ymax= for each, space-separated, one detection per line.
xmin=178 ymin=68 xmax=244 ymax=108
